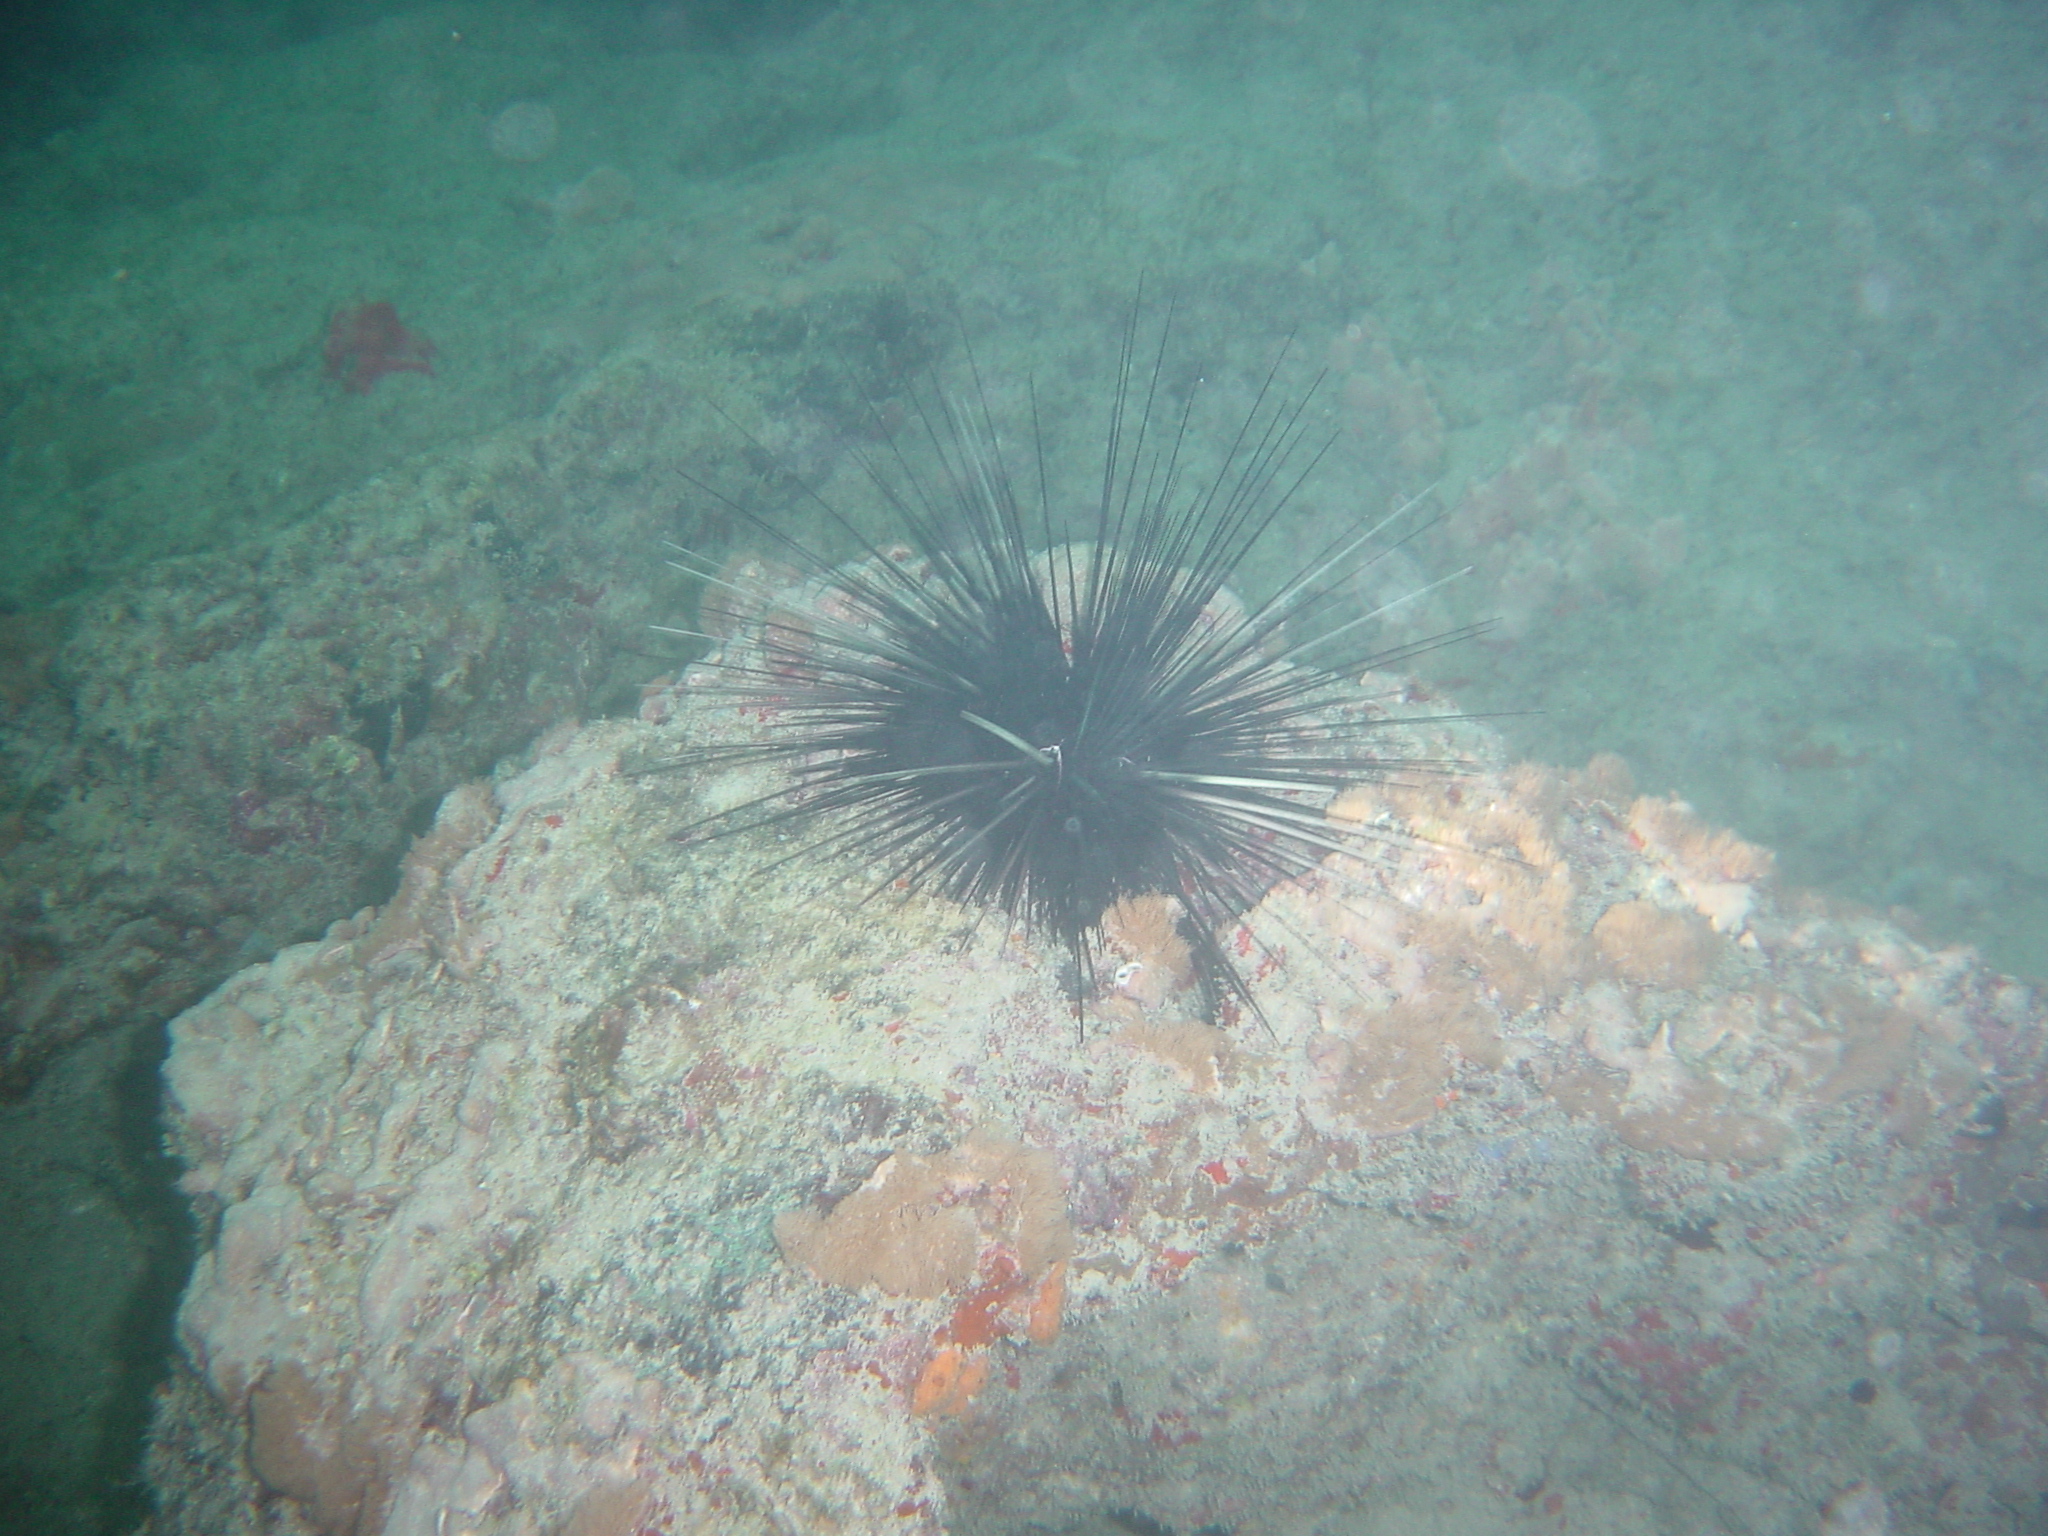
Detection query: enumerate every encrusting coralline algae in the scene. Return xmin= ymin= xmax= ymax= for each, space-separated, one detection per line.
xmin=146 ymin=610 xmax=2048 ymax=1535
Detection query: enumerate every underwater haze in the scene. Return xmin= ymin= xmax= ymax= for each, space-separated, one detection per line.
xmin=1 ymin=0 xmax=2046 ymax=1532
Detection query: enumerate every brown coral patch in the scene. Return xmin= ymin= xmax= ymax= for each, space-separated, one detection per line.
xmin=1357 ymin=769 xmax=1568 ymax=872
xmin=1112 ymin=1019 xmax=1227 ymax=1092
xmin=1593 ymin=899 xmax=1727 ymax=990
xmin=1324 ymin=770 xmax=1591 ymax=1009
xmin=1622 ymin=795 xmax=1773 ymax=932
xmin=563 ymin=1480 xmax=657 ymax=1536
xmin=1807 ymin=982 xmax=1922 ymax=1104
xmin=1314 ymin=1025 xmax=1446 ymax=1136
xmin=1329 ymin=314 xmax=1446 ymax=476
xmin=247 ymin=1362 xmax=397 ymax=1536
xmin=774 ymin=1132 xmax=1072 ymax=1298
xmin=1451 ymin=924 xmax=1558 ymax=1016
xmin=1315 ymin=988 xmax=1502 ymax=1136
xmin=1424 ymin=894 xmax=1587 ymax=1013
xmin=1628 ymin=796 xmax=1775 ymax=884
xmin=1568 ymin=751 xmax=1636 ymax=804
xmin=1100 ymin=894 xmax=1197 ymax=1008
xmin=1550 ymin=1067 xmax=1789 ymax=1164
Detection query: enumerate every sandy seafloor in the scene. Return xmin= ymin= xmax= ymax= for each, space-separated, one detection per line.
xmin=1 ymin=0 xmax=2047 ymax=1530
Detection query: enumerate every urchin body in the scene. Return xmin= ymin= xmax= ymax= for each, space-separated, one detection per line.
xmin=664 ymin=307 xmax=1466 ymax=1016
xmin=783 ymin=545 xmax=1300 ymax=977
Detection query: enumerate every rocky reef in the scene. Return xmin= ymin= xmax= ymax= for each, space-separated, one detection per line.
xmin=0 ymin=322 xmax=768 ymax=1101
xmin=145 ymin=615 xmax=2048 ymax=1534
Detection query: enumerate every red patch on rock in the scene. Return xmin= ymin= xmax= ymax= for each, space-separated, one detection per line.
xmin=324 ymin=302 xmax=436 ymax=393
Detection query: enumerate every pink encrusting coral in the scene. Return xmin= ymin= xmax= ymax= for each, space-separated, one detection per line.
xmin=144 ymin=587 xmax=2048 ymax=1534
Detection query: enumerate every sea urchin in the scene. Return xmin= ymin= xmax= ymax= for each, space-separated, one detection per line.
xmin=658 ymin=302 xmax=1471 ymax=1019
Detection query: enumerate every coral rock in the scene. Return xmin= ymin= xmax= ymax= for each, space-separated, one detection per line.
xmin=143 ymin=624 xmax=2048 ymax=1535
